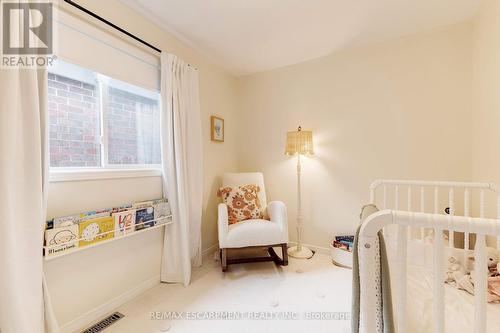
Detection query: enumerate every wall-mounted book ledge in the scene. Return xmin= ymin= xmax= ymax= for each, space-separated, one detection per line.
xmin=44 ymin=216 xmax=174 ymax=261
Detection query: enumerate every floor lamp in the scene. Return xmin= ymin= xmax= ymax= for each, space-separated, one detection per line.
xmin=285 ymin=126 xmax=314 ymax=259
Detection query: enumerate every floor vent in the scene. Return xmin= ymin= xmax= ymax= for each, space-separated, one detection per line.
xmin=81 ymin=312 xmax=124 ymax=333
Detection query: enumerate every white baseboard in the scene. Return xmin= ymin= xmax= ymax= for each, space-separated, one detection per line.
xmin=202 ymin=243 xmax=218 ymax=258
xmin=60 ymin=275 xmax=160 ymax=333
xmin=287 ymin=241 xmax=330 ymax=255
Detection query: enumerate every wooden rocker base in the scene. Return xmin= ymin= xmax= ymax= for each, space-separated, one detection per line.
xmin=220 ymin=243 xmax=288 ymax=272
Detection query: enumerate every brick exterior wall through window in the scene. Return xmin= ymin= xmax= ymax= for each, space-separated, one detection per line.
xmin=48 ymin=72 xmax=161 ymax=167
xmin=48 ymin=73 xmax=101 ymax=167
xmin=107 ymin=86 xmax=161 ymax=165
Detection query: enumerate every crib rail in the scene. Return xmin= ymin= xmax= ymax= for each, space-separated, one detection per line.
xmin=359 ymin=210 xmax=499 ymax=333
xmin=369 ymin=179 xmax=500 ymax=249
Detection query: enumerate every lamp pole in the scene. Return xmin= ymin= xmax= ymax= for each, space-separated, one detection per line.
xmin=296 ymin=152 xmax=303 ymax=251
xmin=287 ymin=132 xmax=313 ymax=259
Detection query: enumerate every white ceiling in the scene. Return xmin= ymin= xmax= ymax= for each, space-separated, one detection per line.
xmin=120 ymin=0 xmax=482 ymax=76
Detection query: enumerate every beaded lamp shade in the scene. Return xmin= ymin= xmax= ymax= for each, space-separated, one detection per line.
xmin=285 ymin=126 xmax=314 ymax=155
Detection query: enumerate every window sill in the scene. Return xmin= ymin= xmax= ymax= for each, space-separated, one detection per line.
xmin=49 ymin=168 xmax=162 ymax=182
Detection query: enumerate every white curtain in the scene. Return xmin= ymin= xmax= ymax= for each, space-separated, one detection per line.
xmin=159 ymin=53 xmax=203 ymax=286
xmin=0 ymin=68 xmax=59 ymax=332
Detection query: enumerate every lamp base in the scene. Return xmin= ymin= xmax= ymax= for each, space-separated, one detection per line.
xmin=287 ymin=245 xmax=314 ymax=259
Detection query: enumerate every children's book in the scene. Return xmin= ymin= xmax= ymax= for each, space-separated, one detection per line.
xmin=133 ymin=201 xmax=154 ymax=209
xmin=135 ymin=207 xmax=154 ymax=230
xmin=45 ymin=224 xmax=79 ymax=256
xmin=53 ymin=214 xmax=81 ymax=228
xmin=113 ymin=209 xmax=136 ymax=236
xmin=46 ymin=219 xmax=54 ymax=230
xmin=332 ymin=240 xmax=352 ymax=252
xmin=78 ymin=216 xmax=115 ymax=247
xmin=335 ymin=235 xmax=354 ymax=243
xmin=333 ymin=235 xmax=354 ymax=250
xmin=112 ymin=205 xmax=133 ymax=214
xmin=80 ymin=208 xmax=112 ymax=221
xmin=153 ymin=198 xmax=171 ymax=223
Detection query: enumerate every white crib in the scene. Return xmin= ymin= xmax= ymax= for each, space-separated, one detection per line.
xmin=358 ymin=179 xmax=500 ymax=333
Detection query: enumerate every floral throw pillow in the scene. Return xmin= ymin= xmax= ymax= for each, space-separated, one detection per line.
xmin=217 ymin=184 xmax=264 ymax=225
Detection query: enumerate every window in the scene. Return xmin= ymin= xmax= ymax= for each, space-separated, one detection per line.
xmin=48 ymin=60 xmax=161 ymax=179
xmin=106 ymin=79 xmax=161 ymax=165
xmin=48 ymin=64 xmax=101 ymax=167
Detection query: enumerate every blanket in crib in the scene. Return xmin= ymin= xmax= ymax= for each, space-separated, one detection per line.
xmin=352 ymin=204 xmax=395 ymax=333
xmin=447 ymin=269 xmax=500 ymax=303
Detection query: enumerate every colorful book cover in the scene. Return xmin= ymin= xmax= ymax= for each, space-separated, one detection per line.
xmin=45 ymin=224 xmax=79 ymax=256
xmin=133 ymin=201 xmax=154 ymax=209
xmin=340 ymin=241 xmax=354 ymax=249
xmin=78 ymin=216 xmax=115 ymax=247
xmin=113 ymin=209 xmax=136 ymax=236
xmin=333 ymin=240 xmax=352 ymax=252
xmin=80 ymin=208 xmax=112 ymax=221
xmin=112 ymin=205 xmax=133 ymax=214
xmin=135 ymin=207 xmax=154 ymax=230
xmin=335 ymin=235 xmax=354 ymax=243
xmin=53 ymin=214 xmax=81 ymax=228
xmin=153 ymin=198 xmax=171 ymax=223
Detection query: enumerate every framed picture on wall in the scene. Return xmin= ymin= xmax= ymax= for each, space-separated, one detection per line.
xmin=211 ymin=116 xmax=224 ymax=142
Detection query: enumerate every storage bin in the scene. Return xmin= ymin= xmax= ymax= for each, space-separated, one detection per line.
xmin=330 ymin=244 xmax=353 ymax=268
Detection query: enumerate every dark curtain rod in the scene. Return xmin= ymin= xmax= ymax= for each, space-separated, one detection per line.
xmin=63 ymin=0 xmax=162 ymax=53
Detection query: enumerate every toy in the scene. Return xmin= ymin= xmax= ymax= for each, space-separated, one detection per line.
xmin=445 ymin=255 xmax=467 ymax=281
xmin=488 ymin=263 xmax=500 ymax=303
xmin=469 ymin=247 xmax=499 ymax=282
xmin=446 ymin=248 xmax=500 ymax=302
xmin=445 ymin=256 xmax=474 ymax=294
xmin=488 ymin=276 xmax=500 ymax=302
xmin=488 ymin=248 xmax=500 ymax=275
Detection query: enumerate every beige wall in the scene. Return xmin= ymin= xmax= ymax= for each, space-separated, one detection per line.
xmin=472 ymin=0 xmax=500 ymax=185
xmin=236 ymin=22 xmax=474 ymax=249
xmin=46 ymin=0 xmax=239 ymax=328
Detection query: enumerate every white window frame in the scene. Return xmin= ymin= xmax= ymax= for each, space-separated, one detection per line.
xmin=49 ymin=65 xmax=162 ymax=182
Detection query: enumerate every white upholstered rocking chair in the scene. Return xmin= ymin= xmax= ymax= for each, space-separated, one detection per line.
xmin=217 ymin=173 xmax=289 ymax=271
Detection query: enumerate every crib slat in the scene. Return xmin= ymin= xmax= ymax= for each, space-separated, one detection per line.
xmin=383 ymin=185 xmax=387 ymax=210
xmin=474 ymin=234 xmax=487 ymax=333
xmin=395 ymin=185 xmax=399 ymax=210
xmin=407 ymin=187 xmax=412 ymax=240
xmin=407 ymin=186 xmax=412 ymax=211
xmin=370 ymin=185 xmax=375 ymax=205
xmin=397 ymin=224 xmax=408 ymax=333
xmin=391 ymin=185 xmax=399 ymax=239
xmin=380 ymin=185 xmax=388 ymax=236
xmin=464 ymin=188 xmax=470 ymax=216
xmin=433 ymin=226 xmax=445 ymax=333
xmin=434 ymin=187 xmax=439 ymax=214
xmin=420 ymin=186 xmax=425 ymax=239
xmin=448 ymin=188 xmax=454 ymax=215
xmin=480 ymin=189 xmax=485 ymax=218
xmin=464 ymin=188 xmax=470 ymax=250
xmin=448 ymin=188 xmax=454 ymax=248
xmin=420 ymin=186 xmax=425 ymax=212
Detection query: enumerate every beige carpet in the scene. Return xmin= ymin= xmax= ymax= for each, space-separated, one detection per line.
xmin=102 ymin=250 xmax=352 ymax=333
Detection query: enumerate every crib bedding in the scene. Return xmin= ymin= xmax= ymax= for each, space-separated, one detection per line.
xmin=405 ymin=264 xmax=500 ymax=333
